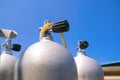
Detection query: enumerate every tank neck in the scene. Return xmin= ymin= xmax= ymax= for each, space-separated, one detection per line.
xmin=77 ymin=51 xmax=87 ymax=56
xmin=2 ymin=51 xmax=12 ymax=55
xmin=40 ymin=33 xmax=53 ymax=41
xmin=40 ymin=37 xmax=53 ymax=41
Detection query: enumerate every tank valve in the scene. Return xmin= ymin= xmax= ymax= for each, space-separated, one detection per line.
xmin=39 ymin=20 xmax=70 ymax=48
xmin=78 ymin=40 xmax=89 ymax=51
xmin=40 ymin=20 xmax=70 ymax=36
xmin=2 ymin=38 xmax=21 ymax=52
xmin=0 ymin=28 xmax=21 ymax=52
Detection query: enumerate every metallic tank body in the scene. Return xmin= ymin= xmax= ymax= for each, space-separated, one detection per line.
xmin=0 ymin=28 xmax=20 ymax=80
xmin=14 ymin=37 xmax=77 ymax=80
xmin=74 ymin=51 xmax=104 ymax=80
xmin=0 ymin=51 xmax=17 ymax=80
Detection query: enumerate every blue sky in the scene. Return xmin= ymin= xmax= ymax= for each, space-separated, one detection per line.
xmin=0 ymin=0 xmax=120 ymax=64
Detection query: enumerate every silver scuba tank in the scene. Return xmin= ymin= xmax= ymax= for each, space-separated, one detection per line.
xmin=74 ymin=40 xmax=104 ymax=80
xmin=0 ymin=29 xmax=21 ymax=80
xmin=14 ymin=20 xmax=78 ymax=80
xmin=0 ymin=51 xmax=17 ymax=80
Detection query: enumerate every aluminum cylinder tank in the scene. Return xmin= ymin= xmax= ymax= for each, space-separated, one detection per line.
xmin=0 ymin=51 xmax=17 ymax=80
xmin=74 ymin=51 xmax=104 ymax=80
xmin=14 ymin=37 xmax=77 ymax=80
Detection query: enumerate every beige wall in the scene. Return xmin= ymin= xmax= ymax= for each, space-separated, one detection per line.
xmin=104 ymin=76 xmax=120 ymax=80
xmin=102 ymin=66 xmax=120 ymax=80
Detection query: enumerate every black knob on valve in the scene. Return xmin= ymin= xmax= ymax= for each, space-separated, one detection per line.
xmin=52 ymin=20 xmax=69 ymax=33
xmin=12 ymin=44 xmax=21 ymax=52
xmin=79 ymin=40 xmax=89 ymax=50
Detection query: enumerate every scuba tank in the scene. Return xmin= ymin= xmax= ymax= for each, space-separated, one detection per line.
xmin=14 ymin=20 xmax=77 ymax=80
xmin=0 ymin=29 xmax=21 ymax=80
xmin=74 ymin=40 xmax=104 ymax=80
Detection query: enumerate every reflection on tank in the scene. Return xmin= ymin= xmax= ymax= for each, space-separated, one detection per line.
xmin=0 ymin=20 xmax=104 ymax=80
